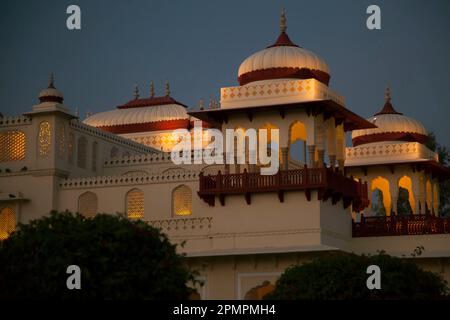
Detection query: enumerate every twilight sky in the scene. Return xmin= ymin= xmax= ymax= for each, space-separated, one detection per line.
xmin=1 ymin=0 xmax=449 ymax=146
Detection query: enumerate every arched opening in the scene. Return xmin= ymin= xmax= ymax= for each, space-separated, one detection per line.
xmin=289 ymin=121 xmax=307 ymax=164
xmin=244 ymin=281 xmax=275 ymax=300
xmin=398 ymin=175 xmax=415 ymax=214
xmin=371 ymin=177 xmax=391 ymax=216
xmin=77 ymin=136 xmax=87 ymax=168
xmin=258 ymin=123 xmax=280 ymax=169
xmin=172 ymin=185 xmax=193 ymax=216
xmin=78 ymin=192 xmax=98 ymax=218
xmin=126 ymin=188 xmax=144 ymax=219
xmin=371 ymin=189 xmax=386 ymax=216
xmin=0 ymin=207 xmax=16 ymax=240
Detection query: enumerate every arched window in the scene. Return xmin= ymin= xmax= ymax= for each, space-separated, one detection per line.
xmin=398 ymin=175 xmax=415 ymax=214
xmin=58 ymin=123 xmax=65 ymax=158
xmin=289 ymin=121 xmax=307 ymax=164
xmin=244 ymin=281 xmax=275 ymax=300
xmin=38 ymin=121 xmax=51 ymax=156
xmin=92 ymin=141 xmax=98 ymax=172
xmin=77 ymin=136 xmax=87 ymax=168
xmin=126 ymin=188 xmax=144 ymax=219
xmin=371 ymin=176 xmax=391 ymax=216
xmin=0 ymin=130 xmax=26 ymax=162
xmin=78 ymin=192 xmax=98 ymax=218
xmin=110 ymin=147 xmax=119 ymax=158
xmin=68 ymin=132 xmax=75 ymax=164
xmin=371 ymin=189 xmax=386 ymax=216
xmin=0 ymin=207 xmax=16 ymax=240
xmin=172 ymin=185 xmax=192 ymax=216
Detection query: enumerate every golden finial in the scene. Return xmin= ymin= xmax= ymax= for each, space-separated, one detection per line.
xmin=150 ymin=81 xmax=154 ymax=98
xmin=133 ymin=83 xmax=139 ymax=100
xmin=280 ymin=7 xmax=287 ymax=33
xmin=165 ymin=80 xmax=170 ymax=96
xmin=385 ymin=85 xmax=391 ymax=102
xmin=48 ymin=72 xmax=55 ymax=88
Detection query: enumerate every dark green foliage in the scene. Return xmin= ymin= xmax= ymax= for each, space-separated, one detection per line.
xmin=397 ymin=187 xmax=413 ymax=215
xmin=265 ymin=252 xmax=448 ymax=300
xmin=0 ymin=211 xmax=196 ymax=299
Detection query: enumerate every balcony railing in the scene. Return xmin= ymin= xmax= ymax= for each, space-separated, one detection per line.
xmin=198 ymin=166 xmax=369 ymax=211
xmin=352 ymin=214 xmax=450 ymax=237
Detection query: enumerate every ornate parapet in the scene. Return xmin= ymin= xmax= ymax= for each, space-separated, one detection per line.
xmin=148 ymin=217 xmax=213 ymax=235
xmin=345 ymin=142 xmax=438 ymax=166
xmin=220 ymin=78 xmax=345 ymax=109
xmin=0 ymin=115 xmax=32 ymax=127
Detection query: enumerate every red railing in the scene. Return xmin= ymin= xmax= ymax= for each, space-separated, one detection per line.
xmin=198 ymin=166 xmax=369 ymax=211
xmin=352 ymin=214 xmax=450 ymax=237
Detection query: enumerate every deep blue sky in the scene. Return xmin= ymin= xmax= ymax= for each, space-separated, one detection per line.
xmin=1 ymin=0 xmax=449 ymax=146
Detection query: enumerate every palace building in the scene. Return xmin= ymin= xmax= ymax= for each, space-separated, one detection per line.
xmin=1 ymin=11 xmax=450 ymax=299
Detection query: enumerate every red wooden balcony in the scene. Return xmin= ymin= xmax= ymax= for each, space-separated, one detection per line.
xmin=198 ymin=166 xmax=369 ymax=211
xmin=352 ymin=214 xmax=450 ymax=237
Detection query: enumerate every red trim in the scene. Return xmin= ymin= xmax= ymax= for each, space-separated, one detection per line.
xmin=238 ymin=67 xmax=330 ymax=86
xmin=352 ymin=132 xmax=428 ymax=146
xmin=374 ymin=101 xmax=402 ymax=116
xmin=39 ymin=96 xmax=63 ymax=103
xmin=267 ymin=32 xmax=298 ymax=47
xmin=117 ymin=95 xmax=189 ymax=109
xmin=96 ymin=119 xmax=190 ymax=134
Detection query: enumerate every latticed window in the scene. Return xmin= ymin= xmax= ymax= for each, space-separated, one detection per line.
xmin=77 ymin=136 xmax=87 ymax=168
xmin=172 ymin=185 xmax=192 ymax=216
xmin=0 ymin=207 xmax=16 ymax=240
xmin=38 ymin=121 xmax=51 ymax=156
xmin=92 ymin=142 xmax=98 ymax=171
xmin=126 ymin=188 xmax=144 ymax=219
xmin=68 ymin=132 xmax=74 ymax=164
xmin=0 ymin=131 xmax=26 ymax=162
xmin=78 ymin=192 xmax=98 ymax=218
xmin=58 ymin=123 xmax=65 ymax=158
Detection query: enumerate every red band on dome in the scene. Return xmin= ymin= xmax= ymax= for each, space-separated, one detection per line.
xmin=238 ymin=67 xmax=330 ymax=86
xmin=352 ymin=132 xmax=428 ymax=147
xmin=96 ymin=119 xmax=190 ymax=134
xmin=39 ymin=95 xmax=63 ymax=103
xmin=117 ymin=96 xmax=188 ymax=109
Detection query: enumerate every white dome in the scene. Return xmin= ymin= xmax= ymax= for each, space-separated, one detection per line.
xmin=84 ymin=103 xmax=189 ymax=127
xmin=38 ymin=87 xmax=63 ymax=100
xmin=352 ymin=113 xmax=427 ymax=140
xmin=238 ymin=45 xmax=329 ymax=78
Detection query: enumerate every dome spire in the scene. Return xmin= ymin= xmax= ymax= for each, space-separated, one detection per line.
xmin=133 ymin=83 xmax=139 ymax=100
xmin=48 ymin=72 xmax=55 ymax=89
xmin=149 ymin=81 xmax=155 ymax=98
xmin=280 ymin=8 xmax=287 ymax=33
xmin=375 ymin=85 xmax=402 ymax=116
xmin=165 ymin=80 xmax=170 ymax=97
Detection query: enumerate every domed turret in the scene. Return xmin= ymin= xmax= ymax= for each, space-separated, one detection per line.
xmin=38 ymin=73 xmax=64 ymax=104
xmin=237 ymin=9 xmax=330 ymax=86
xmin=352 ymin=87 xmax=428 ymax=146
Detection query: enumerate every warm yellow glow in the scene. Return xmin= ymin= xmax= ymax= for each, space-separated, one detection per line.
xmin=426 ymin=180 xmax=432 ymax=212
xmin=38 ymin=121 xmax=51 ymax=156
xmin=433 ymin=183 xmax=439 ymax=214
xmin=371 ymin=176 xmax=391 ymax=216
xmin=398 ymin=175 xmax=415 ymax=213
xmin=0 ymin=131 xmax=26 ymax=162
xmin=126 ymin=188 xmax=144 ymax=219
xmin=58 ymin=123 xmax=65 ymax=158
xmin=173 ymin=185 xmax=192 ymax=216
xmin=0 ymin=207 xmax=15 ymax=240
xmin=78 ymin=192 xmax=97 ymax=218
xmin=290 ymin=121 xmax=307 ymax=143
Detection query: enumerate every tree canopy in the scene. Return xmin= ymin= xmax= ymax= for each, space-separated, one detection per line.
xmin=0 ymin=211 xmax=196 ymax=299
xmin=265 ymin=252 xmax=448 ymax=300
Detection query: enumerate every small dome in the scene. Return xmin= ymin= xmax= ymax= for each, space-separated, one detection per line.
xmin=352 ymin=87 xmax=428 ymax=146
xmin=38 ymin=73 xmax=64 ymax=103
xmin=84 ymin=82 xmax=195 ymax=134
xmin=237 ymin=10 xmax=330 ymax=86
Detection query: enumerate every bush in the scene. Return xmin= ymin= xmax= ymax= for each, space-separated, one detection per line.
xmin=265 ymin=252 xmax=449 ymax=300
xmin=0 ymin=211 xmax=196 ymax=299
